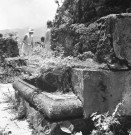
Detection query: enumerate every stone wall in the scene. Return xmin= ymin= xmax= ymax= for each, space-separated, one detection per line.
xmin=0 ymin=37 xmax=19 ymax=66
xmin=51 ymin=14 xmax=131 ymax=66
xmin=54 ymin=0 xmax=131 ymax=26
xmin=13 ymin=65 xmax=131 ymax=135
xmin=52 ymin=0 xmax=131 ymax=60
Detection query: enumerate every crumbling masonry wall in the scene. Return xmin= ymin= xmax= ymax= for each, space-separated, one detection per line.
xmin=51 ymin=14 xmax=131 ymax=66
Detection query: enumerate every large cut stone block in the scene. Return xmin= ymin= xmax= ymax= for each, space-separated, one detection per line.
xmin=72 ymin=68 xmax=131 ymax=117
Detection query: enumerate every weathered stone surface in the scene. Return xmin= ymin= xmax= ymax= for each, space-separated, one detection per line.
xmin=72 ymin=68 xmax=131 ymax=117
xmin=23 ymin=101 xmax=83 ymax=135
xmin=52 ymin=13 xmax=131 ymax=67
xmin=16 ymin=92 xmax=91 ymax=135
xmin=13 ymin=79 xmax=83 ymax=122
xmin=113 ymin=14 xmax=131 ymax=65
xmin=24 ymin=100 xmax=60 ymax=135
xmin=54 ymin=0 xmax=131 ymax=26
xmin=52 ymin=0 xmax=131 ymax=63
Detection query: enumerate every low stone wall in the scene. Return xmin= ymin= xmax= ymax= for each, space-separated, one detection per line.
xmin=0 ymin=57 xmax=28 ymax=83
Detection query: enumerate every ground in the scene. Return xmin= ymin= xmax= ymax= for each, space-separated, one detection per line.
xmin=0 ymin=84 xmax=32 ymax=135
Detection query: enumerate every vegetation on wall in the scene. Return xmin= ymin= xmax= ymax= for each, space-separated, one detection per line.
xmin=51 ymin=0 xmax=131 ymax=64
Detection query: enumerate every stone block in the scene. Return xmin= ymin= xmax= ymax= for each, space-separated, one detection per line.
xmin=113 ymin=14 xmax=131 ymax=65
xmin=72 ymin=68 xmax=131 ymax=117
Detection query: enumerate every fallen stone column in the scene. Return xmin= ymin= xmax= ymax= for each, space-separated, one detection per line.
xmin=13 ymin=79 xmax=83 ymax=122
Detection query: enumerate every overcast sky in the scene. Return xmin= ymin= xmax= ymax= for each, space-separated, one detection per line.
xmin=0 ymin=0 xmax=58 ymax=30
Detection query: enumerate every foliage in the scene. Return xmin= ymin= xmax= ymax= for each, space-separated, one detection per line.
xmin=29 ymin=46 xmax=105 ymax=70
xmin=2 ymin=89 xmax=17 ymax=112
xmin=77 ymin=51 xmax=95 ymax=61
xmin=0 ymin=36 xmax=19 ymax=67
xmin=51 ymin=0 xmax=131 ymax=64
xmin=90 ymin=103 xmax=131 ymax=135
xmin=20 ymin=47 xmax=106 ymax=94
xmin=53 ymin=0 xmax=131 ymax=27
xmin=91 ymin=112 xmax=120 ymax=135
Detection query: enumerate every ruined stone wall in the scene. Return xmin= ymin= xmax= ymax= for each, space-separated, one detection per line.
xmin=52 ymin=14 xmax=131 ymax=66
xmin=0 ymin=37 xmax=19 ymax=66
xmin=54 ymin=0 xmax=131 ymax=26
xmin=51 ymin=0 xmax=131 ymax=64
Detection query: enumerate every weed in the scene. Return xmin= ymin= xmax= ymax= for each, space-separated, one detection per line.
xmin=91 ymin=112 xmax=120 ymax=135
xmin=2 ymin=89 xmax=17 ymax=112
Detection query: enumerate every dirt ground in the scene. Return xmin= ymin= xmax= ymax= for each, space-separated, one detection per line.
xmin=0 ymin=84 xmax=32 ymax=135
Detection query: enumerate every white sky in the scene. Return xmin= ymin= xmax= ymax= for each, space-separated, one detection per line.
xmin=0 ymin=0 xmax=58 ymax=30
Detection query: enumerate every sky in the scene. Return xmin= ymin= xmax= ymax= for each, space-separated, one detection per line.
xmin=0 ymin=0 xmax=58 ymax=30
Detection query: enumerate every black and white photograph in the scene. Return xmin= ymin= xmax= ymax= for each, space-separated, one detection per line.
xmin=0 ymin=0 xmax=131 ymax=135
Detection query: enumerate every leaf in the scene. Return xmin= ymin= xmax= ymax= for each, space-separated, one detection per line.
xmin=75 ymin=131 xmax=83 ymax=135
xmin=91 ymin=112 xmax=97 ymax=117
xmin=103 ymin=124 xmax=109 ymax=130
xmin=95 ymin=114 xmax=101 ymax=120
xmin=60 ymin=127 xmax=72 ymax=133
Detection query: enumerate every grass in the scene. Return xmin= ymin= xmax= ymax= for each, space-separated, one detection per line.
xmin=27 ymin=47 xmax=106 ymax=72
xmin=2 ymin=88 xmax=17 ymax=113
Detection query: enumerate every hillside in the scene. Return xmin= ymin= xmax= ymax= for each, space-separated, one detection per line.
xmin=0 ymin=26 xmax=46 ymax=42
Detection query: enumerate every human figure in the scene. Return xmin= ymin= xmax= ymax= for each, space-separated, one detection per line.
xmin=0 ymin=34 xmax=6 ymax=52
xmin=0 ymin=33 xmax=5 ymax=64
xmin=44 ymin=21 xmax=53 ymax=51
xmin=0 ymin=33 xmax=3 ymax=39
xmin=40 ymin=36 xmax=45 ymax=48
xmin=14 ymin=35 xmax=21 ymax=56
xmin=22 ymin=28 xmax=34 ymax=56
